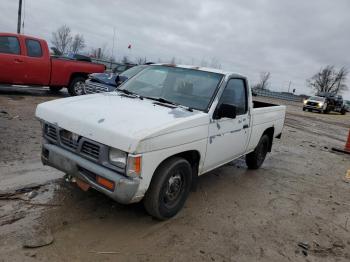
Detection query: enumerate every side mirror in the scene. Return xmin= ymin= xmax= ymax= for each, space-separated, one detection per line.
xmin=216 ymin=103 xmax=237 ymax=119
xmin=115 ymin=75 xmax=128 ymax=86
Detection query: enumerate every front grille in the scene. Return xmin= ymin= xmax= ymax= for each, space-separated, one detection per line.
xmin=307 ymin=101 xmax=318 ymax=106
xmin=59 ymin=129 xmax=79 ymax=150
xmin=45 ymin=124 xmax=57 ymax=141
xmin=78 ymin=166 xmax=97 ymax=182
xmin=43 ymin=123 xmax=108 ymax=167
xmin=85 ymin=81 xmax=110 ymax=94
xmin=81 ymin=141 xmax=100 ymax=160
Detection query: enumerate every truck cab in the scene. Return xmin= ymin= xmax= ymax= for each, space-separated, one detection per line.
xmin=0 ymin=33 xmax=105 ymax=95
xmin=0 ymin=33 xmax=51 ymax=85
xmin=36 ymin=64 xmax=286 ymax=220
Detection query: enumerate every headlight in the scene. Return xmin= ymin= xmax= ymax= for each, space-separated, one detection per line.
xmin=109 ymin=148 xmax=127 ymax=168
xmin=303 ymin=100 xmax=307 ymax=105
xmin=318 ymin=102 xmax=324 ymax=107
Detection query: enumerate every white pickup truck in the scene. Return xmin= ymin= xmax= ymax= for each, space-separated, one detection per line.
xmin=36 ymin=64 xmax=286 ymax=220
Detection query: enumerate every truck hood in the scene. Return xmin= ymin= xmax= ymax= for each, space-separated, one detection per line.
xmin=36 ymin=93 xmax=209 ymax=153
xmin=89 ymin=72 xmax=118 ymax=87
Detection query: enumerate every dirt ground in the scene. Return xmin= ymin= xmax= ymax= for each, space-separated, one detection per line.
xmin=0 ymin=86 xmax=350 ymax=262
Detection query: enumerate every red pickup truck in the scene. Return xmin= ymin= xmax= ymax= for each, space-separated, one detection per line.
xmin=0 ymin=33 xmax=105 ymax=95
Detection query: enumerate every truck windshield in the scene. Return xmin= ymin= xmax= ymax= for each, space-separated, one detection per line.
xmin=119 ymin=65 xmax=146 ymax=79
xmin=309 ymin=96 xmax=324 ymax=101
xmin=119 ymin=65 xmax=223 ymax=111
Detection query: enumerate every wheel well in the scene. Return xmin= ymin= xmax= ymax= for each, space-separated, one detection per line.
xmin=69 ymin=73 xmax=88 ymax=86
xmin=262 ymin=127 xmax=274 ymax=152
xmin=155 ymin=150 xmax=201 ymax=190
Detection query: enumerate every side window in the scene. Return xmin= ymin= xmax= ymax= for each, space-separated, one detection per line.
xmin=0 ymin=36 xmax=20 ymax=54
xmin=220 ymin=78 xmax=247 ymax=115
xmin=25 ymin=39 xmax=42 ymax=57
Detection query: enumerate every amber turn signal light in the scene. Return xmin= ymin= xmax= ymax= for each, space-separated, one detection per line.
xmin=96 ymin=176 xmax=115 ymax=191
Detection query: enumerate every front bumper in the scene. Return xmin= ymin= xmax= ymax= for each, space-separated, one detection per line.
xmin=42 ymin=143 xmax=140 ymax=204
xmin=303 ymin=105 xmax=322 ymax=110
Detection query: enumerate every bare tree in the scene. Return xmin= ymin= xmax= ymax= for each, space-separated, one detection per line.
xmin=210 ymin=57 xmax=222 ymax=69
xmin=89 ymin=45 xmax=108 ymax=60
xmin=51 ymin=25 xmax=73 ymax=54
xmin=135 ymin=57 xmax=147 ymax=65
xmin=200 ymin=58 xmax=208 ymax=67
xmin=253 ymin=72 xmax=271 ymax=89
xmin=121 ymin=56 xmax=130 ymax=64
xmin=71 ymin=34 xmax=85 ymax=54
xmin=308 ymin=65 xmax=348 ymax=95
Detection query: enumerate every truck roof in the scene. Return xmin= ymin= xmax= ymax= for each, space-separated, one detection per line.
xmin=153 ymin=63 xmax=246 ymax=78
xmin=0 ymin=32 xmax=43 ymax=41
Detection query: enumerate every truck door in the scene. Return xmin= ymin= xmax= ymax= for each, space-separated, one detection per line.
xmin=0 ymin=35 xmax=25 ymax=84
xmin=22 ymin=38 xmax=50 ymax=85
xmin=204 ymin=78 xmax=250 ymax=171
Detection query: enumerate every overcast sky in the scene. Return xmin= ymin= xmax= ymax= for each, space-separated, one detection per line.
xmin=1 ymin=0 xmax=350 ymax=99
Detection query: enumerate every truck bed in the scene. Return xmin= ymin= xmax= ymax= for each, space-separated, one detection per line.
xmin=246 ymin=100 xmax=286 ymax=152
xmin=253 ymin=100 xmax=279 ymax=108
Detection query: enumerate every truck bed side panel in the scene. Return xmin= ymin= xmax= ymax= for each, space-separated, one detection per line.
xmin=247 ymin=106 xmax=286 ymax=152
xmin=50 ymin=58 xmax=105 ymax=86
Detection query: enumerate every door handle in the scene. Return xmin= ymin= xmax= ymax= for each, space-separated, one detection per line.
xmin=243 ymin=124 xmax=249 ymax=129
xmin=14 ymin=59 xmax=24 ymax=63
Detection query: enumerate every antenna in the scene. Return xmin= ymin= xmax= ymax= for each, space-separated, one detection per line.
xmin=111 ymin=27 xmax=116 ymax=61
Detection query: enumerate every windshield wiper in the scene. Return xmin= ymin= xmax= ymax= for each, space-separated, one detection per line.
xmin=146 ymin=97 xmax=176 ymax=105
xmin=145 ymin=97 xmax=193 ymax=112
xmin=117 ymin=89 xmax=143 ymax=100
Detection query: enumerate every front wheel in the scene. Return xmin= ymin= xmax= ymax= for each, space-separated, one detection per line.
xmin=68 ymin=76 xmax=86 ymax=96
xmin=143 ymin=157 xmax=192 ymax=220
xmin=246 ymin=134 xmax=270 ymax=169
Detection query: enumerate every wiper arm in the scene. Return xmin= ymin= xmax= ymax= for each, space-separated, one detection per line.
xmin=147 ymin=97 xmax=177 ymax=105
xmin=117 ymin=89 xmax=134 ymax=95
xmin=117 ymin=89 xmax=143 ymax=100
xmin=145 ymin=97 xmax=193 ymax=112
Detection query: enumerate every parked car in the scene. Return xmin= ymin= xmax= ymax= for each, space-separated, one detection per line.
xmin=303 ymin=93 xmax=346 ymax=114
xmin=0 ymin=33 xmax=105 ymax=96
xmin=36 ymin=64 xmax=286 ymax=220
xmin=303 ymin=96 xmax=327 ymax=113
xmin=112 ymin=63 xmax=136 ymax=74
xmin=84 ymin=65 xmax=148 ymax=94
xmin=345 ymin=100 xmax=350 ymax=112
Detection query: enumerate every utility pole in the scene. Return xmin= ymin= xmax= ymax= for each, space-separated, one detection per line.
xmin=288 ymin=81 xmax=292 ymax=93
xmin=111 ymin=27 xmax=116 ymax=67
xmin=17 ymin=0 xmax=23 ymax=34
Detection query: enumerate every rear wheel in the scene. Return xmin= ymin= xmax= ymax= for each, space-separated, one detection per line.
xmin=143 ymin=157 xmax=192 ymax=220
xmin=246 ymin=134 xmax=270 ymax=169
xmin=49 ymin=86 xmax=63 ymax=93
xmin=68 ymin=76 xmax=86 ymax=96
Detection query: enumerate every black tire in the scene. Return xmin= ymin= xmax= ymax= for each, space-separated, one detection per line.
xmin=49 ymin=86 xmax=63 ymax=93
xmin=341 ymin=109 xmax=346 ymax=115
xmin=68 ymin=76 xmax=86 ymax=96
xmin=246 ymin=135 xmax=270 ymax=170
xmin=302 ymin=107 xmax=306 ymax=111
xmin=143 ymin=157 xmax=192 ymax=220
